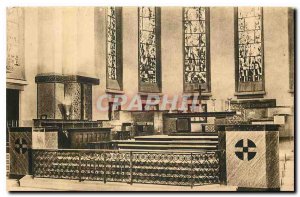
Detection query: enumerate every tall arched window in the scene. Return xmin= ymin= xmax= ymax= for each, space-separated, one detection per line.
xmin=138 ymin=7 xmax=161 ymax=93
xmin=183 ymin=7 xmax=210 ymax=93
xmin=235 ymin=7 xmax=264 ymax=97
xmin=106 ymin=7 xmax=123 ymax=91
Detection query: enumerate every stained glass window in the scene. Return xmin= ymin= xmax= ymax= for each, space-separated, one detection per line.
xmin=237 ymin=7 xmax=263 ymax=83
xmin=183 ymin=7 xmax=208 ymax=87
xmin=139 ymin=7 xmax=158 ymax=84
xmin=107 ymin=7 xmax=117 ymax=80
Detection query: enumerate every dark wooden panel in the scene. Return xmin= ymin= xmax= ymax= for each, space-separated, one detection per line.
xmin=9 ymin=127 xmax=32 ymax=175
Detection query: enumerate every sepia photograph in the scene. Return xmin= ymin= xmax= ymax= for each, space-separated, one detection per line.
xmin=5 ymin=5 xmax=295 ymax=192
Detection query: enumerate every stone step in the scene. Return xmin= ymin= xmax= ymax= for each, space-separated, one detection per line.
xmin=268 ymin=106 xmax=293 ymax=117
xmin=250 ymin=117 xmax=274 ymax=125
xmin=108 ymin=149 xmax=216 ymax=153
xmin=251 ymin=121 xmax=274 ymax=125
xmin=169 ymin=132 xmax=217 ymax=136
xmin=117 ymin=144 xmax=217 ymax=150
xmin=134 ymin=135 xmax=218 ymax=141
xmin=113 ymin=135 xmax=219 ymax=151
xmin=113 ymin=140 xmax=218 ymax=145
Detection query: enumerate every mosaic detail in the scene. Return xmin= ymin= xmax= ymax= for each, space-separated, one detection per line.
xmin=35 ymin=75 xmax=99 ymax=84
xmin=33 ymin=149 xmax=220 ymax=186
xmin=202 ymin=124 xmax=216 ymax=133
xmin=82 ymin=84 xmax=92 ymax=120
xmin=107 ymin=7 xmax=117 ymax=80
xmin=237 ymin=7 xmax=263 ymax=82
xmin=55 ymin=83 xmax=64 ymax=119
xmin=226 ymin=103 xmax=247 ymax=124
xmin=37 ymin=83 xmax=55 ymax=119
xmin=184 ymin=7 xmax=207 ymax=84
xmin=112 ymin=111 xmax=120 ymax=120
xmin=139 ymin=7 xmax=158 ymax=83
xmin=65 ymin=83 xmax=81 ymax=120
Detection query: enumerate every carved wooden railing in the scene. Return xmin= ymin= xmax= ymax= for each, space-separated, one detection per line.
xmin=32 ymin=149 xmax=221 ymax=187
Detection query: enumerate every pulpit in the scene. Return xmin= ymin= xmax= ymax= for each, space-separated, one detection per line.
xmin=35 ymin=74 xmax=99 ymax=120
xmin=33 ymin=74 xmax=105 ymax=149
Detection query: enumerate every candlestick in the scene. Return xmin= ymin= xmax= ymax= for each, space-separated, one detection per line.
xmin=211 ymin=98 xmax=216 ymax=112
xmin=227 ymin=97 xmax=232 ymax=112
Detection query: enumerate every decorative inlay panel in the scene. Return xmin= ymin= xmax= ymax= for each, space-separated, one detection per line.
xmin=37 ymin=83 xmax=55 ymax=119
xmin=82 ymin=84 xmax=92 ymax=120
xmin=107 ymin=7 xmax=117 ymax=80
xmin=65 ymin=83 xmax=81 ymax=120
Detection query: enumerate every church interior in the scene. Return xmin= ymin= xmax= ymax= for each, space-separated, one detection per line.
xmin=6 ymin=7 xmax=294 ymax=191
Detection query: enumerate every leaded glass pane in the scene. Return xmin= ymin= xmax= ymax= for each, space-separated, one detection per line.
xmin=184 ymin=7 xmax=207 ymax=84
xmin=107 ymin=7 xmax=117 ymax=80
xmin=139 ymin=7 xmax=157 ymax=83
xmin=238 ymin=7 xmax=263 ymax=82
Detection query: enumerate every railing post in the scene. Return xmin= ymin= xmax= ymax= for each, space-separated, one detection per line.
xmin=219 ymin=150 xmax=227 ymax=185
xmin=94 ymin=156 xmax=96 ymax=181
xmin=190 ymin=153 xmax=194 ymax=188
xmin=79 ymin=152 xmax=82 ymax=182
xmin=31 ymin=150 xmax=35 ymax=178
xmin=129 ymin=151 xmax=133 ymax=185
xmin=104 ymin=152 xmax=107 ymax=184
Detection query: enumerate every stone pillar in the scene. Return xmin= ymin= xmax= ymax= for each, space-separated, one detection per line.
xmin=62 ymin=8 xmax=78 ymax=75
xmin=37 ymin=7 xmax=97 ymax=76
xmin=76 ymin=7 xmax=95 ymax=77
xmin=38 ymin=8 xmax=63 ymax=74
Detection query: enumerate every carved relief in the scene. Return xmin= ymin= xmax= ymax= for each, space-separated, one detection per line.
xmin=7 ymin=7 xmax=25 ymax=80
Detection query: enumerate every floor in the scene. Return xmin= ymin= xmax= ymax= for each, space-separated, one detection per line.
xmin=279 ymin=138 xmax=294 ymax=191
xmin=7 ymin=177 xmax=237 ymax=191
